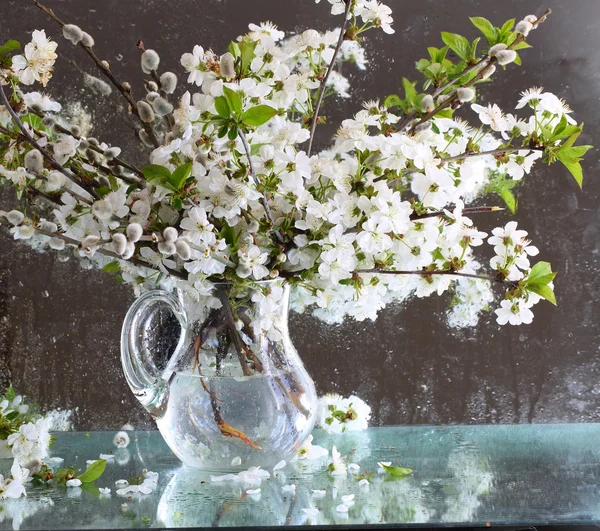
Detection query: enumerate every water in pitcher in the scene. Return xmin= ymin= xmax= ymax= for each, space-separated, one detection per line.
xmin=156 ymin=371 xmax=316 ymax=470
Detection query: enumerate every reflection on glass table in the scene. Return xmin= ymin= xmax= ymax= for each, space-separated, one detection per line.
xmin=1 ymin=424 xmax=600 ymax=529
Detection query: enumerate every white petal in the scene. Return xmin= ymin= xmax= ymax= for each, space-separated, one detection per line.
xmin=273 ymin=459 xmax=286 ymax=471
xmin=302 ymin=508 xmax=319 ymax=516
xmin=336 ymin=504 xmax=349 ymax=513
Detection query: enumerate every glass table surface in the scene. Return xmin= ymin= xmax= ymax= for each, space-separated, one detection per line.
xmin=1 ymin=424 xmax=600 ymax=530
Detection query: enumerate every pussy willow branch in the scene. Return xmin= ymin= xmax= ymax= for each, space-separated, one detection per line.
xmin=355 ymin=268 xmax=516 ymax=287
xmin=306 ymin=0 xmax=352 ymax=157
xmin=399 ymin=9 xmax=552 ymax=134
xmin=0 ymin=83 xmax=99 ymax=200
xmin=33 ymin=0 xmax=161 ymax=148
xmin=238 ymin=129 xmax=285 ymax=244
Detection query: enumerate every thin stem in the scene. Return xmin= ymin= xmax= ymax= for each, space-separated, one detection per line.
xmin=238 ymin=129 xmax=284 ymax=244
xmin=33 ymin=0 xmax=160 ymax=148
xmin=306 ymin=0 xmax=352 ymax=157
xmin=0 ymin=83 xmax=99 ymax=200
xmin=410 ymin=205 xmax=504 ymax=221
xmin=355 ymin=268 xmax=512 ymax=286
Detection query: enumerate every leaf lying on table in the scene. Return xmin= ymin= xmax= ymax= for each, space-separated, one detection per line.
xmin=377 ymin=462 xmax=413 ymax=477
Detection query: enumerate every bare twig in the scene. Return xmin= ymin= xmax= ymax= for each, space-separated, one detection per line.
xmin=0 ymin=84 xmax=99 ymax=200
xmin=33 ymin=0 xmax=160 ymax=148
xmin=238 ymin=129 xmax=285 ymax=244
xmin=306 ymin=0 xmax=352 ymax=157
xmin=410 ymin=205 xmax=504 ymax=220
xmin=355 ymin=268 xmax=515 ymax=286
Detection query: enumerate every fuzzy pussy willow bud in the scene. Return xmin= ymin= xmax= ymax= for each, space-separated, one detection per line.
xmin=126 ymin=223 xmax=143 ymax=242
xmin=152 ymin=97 xmax=173 ymax=117
xmin=163 ymin=227 xmax=178 ymax=242
xmin=138 ymin=129 xmax=154 ymax=147
xmin=83 ymin=73 xmax=112 ymax=96
xmin=104 ymin=147 xmax=122 ymax=160
xmin=62 ymin=24 xmax=83 ymax=45
xmin=137 ymin=100 xmax=155 ymax=123
xmin=24 ymin=149 xmax=44 ymax=172
xmin=220 ymin=52 xmax=236 ymax=80
xmin=515 ymin=20 xmax=533 ymax=37
xmin=421 ymin=94 xmax=435 ymax=113
xmin=495 ymin=49 xmax=517 ymax=66
xmin=175 ymin=239 xmax=191 ymax=260
xmin=7 ymin=210 xmax=24 ymax=226
xmin=80 ymin=32 xmax=95 ymax=47
xmin=111 ymin=233 xmax=127 ymax=256
xmin=488 ymin=43 xmax=507 ymax=56
xmin=456 ymin=87 xmax=475 ymax=103
xmin=160 ymin=72 xmax=178 ymax=94
xmin=141 ymin=49 xmax=160 ymax=74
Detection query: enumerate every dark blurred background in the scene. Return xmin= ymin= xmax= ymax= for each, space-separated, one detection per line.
xmin=0 ymin=0 xmax=598 ymax=430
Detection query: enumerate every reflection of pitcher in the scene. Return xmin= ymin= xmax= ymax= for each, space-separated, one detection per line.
xmin=121 ymin=279 xmax=317 ymax=470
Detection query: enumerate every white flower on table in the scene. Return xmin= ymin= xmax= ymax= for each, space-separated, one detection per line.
xmin=327 ymin=446 xmax=347 ymax=476
xmin=296 ymin=434 xmax=329 ymax=461
xmin=66 ymin=478 xmax=82 ymax=487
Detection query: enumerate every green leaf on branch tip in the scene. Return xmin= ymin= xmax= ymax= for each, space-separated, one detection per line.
xmin=469 ymin=17 xmax=496 ymax=44
xmin=556 ymin=137 xmax=592 ymax=189
xmin=142 ymin=164 xmax=171 ymax=181
xmin=524 ymin=261 xmax=556 ymax=286
xmin=77 ymin=459 xmax=107 ymax=483
xmin=169 ymin=162 xmax=192 ymax=190
xmin=0 ymin=40 xmax=20 ymax=57
xmin=498 ymin=187 xmax=517 ymax=214
xmin=228 ymin=41 xmax=241 ymax=59
xmin=223 ymin=86 xmax=243 ymax=118
xmin=384 ymin=94 xmax=402 ymax=109
xmin=242 ymin=105 xmax=278 ymax=127
xmin=214 ymin=96 xmax=230 ymax=119
xmin=402 ymin=78 xmax=418 ymax=107
xmin=441 ymin=32 xmax=471 ymax=61
xmin=239 ymin=38 xmax=258 ymax=74
xmin=102 ymin=261 xmax=121 ymax=274
xmin=526 ymin=283 xmax=557 ymax=306
xmin=378 ymin=463 xmax=413 ymax=477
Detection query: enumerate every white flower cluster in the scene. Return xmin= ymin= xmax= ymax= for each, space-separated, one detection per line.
xmin=0 ymin=460 xmax=31 ymax=500
xmin=0 ymin=5 xmax=582 ymax=335
xmin=316 ymin=393 xmax=371 ymax=433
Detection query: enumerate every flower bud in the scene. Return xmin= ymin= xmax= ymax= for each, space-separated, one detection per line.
xmin=163 ymin=227 xmax=178 ymax=242
xmin=488 ymin=43 xmax=507 ymax=56
xmin=101 ymin=60 xmax=110 ymax=70
xmin=87 ymin=137 xmax=100 ymax=147
xmin=524 ymin=14 xmax=538 ymax=24
xmin=63 ymin=24 xmax=83 ymax=45
xmin=152 ymin=97 xmax=173 ymax=117
xmin=92 ymin=200 xmax=113 ymax=221
xmin=157 ymin=241 xmax=176 ymax=256
xmin=456 ymin=87 xmax=475 ymax=103
xmin=480 ymin=64 xmax=496 ymax=80
xmin=112 ymin=233 xmax=127 ymax=256
xmin=145 ymin=91 xmax=160 ymax=104
xmin=147 ymin=81 xmax=158 ymax=92
xmin=141 ymin=49 xmax=160 ymax=74
xmin=220 ymin=52 xmax=236 ymax=80
xmin=83 ymin=73 xmax=113 ymax=96
xmin=41 ymin=115 xmax=56 ymax=128
xmin=81 ymin=235 xmax=101 ymax=250
xmin=495 ymin=49 xmax=517 ymax=66
xmin=138 ymin=129 xmax=154 ymax=147
xmin=277 ymin=252 xmax=287 ymax=263
xmin=160 ymin=72 xmax=178 ymax=94
xmin=80 ymin=32 xmax=95 ymax=47
xmin=104 ymin=147 xmax=121 ymax=160
xmin=137 ymin=100 xmax=155 ymax=123
xmin=421 ymin=94 xmax=435 ymax=113
xmin=49 ymin=237 xmax=65 ymax=250
xmin=126 ymin=223 xmax=143 ymax=242
xmin=436 ymin=94 xmax=450 ymax=106
xmin=47 ymin=170 xmax=65 ymax=191
xmin=71 ymin=125 xmax=81 ymax=137
xmin=269 ymin=269 xmax=279 ymax=278
xmin=7 ymin=210 xmax=24 ymax=226
xmin=515 ymin=20 xmax=533 ymax=37
xmin=24 ymin=149 xmax=44 ymax=172
xmin=122 ymin=81 xmax=132 ymax=92
xmin=122 ymin=240 xmax=135 ymax=260
xmin=175 ymin=239 xmax=191 ymax=260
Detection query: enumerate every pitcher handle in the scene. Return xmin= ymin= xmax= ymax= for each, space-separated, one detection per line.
xmin=120 ymin=290 xmax=186 ymax=418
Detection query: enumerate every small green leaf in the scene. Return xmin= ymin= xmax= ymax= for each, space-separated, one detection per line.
xmin=5 ymin=386 xmax=15 ymax=402
xmin=500 ymin=19 xmax=516 ymax=37
xmin=214 ymin=96 xmax=230 ymax=119
xmin=172 ymin=197 xmax=183 ymax=211
xmin=441 ymin=32 xmax=471 ymax=60
xmin=242 ymin=105 xmax=278 ymax=127
xmin=239 ymin=38 xmax=258 ymax=74
xmin=142 ymin=164 xmax=171 ymax=182
xmin=102 ymin=261 xmax=121 ymax=274
xmin=524 ymin=261 xmax=556 ymax=287
xmin=512 ymin=41 xmax=533 ymax=50
xmin=223 ymin=86 xmax=243 ymax=118
xmin=498 ymin=187 xmax=517 ymax=214
xmin=470 ymin=17 xmax=496 ymax=44
xmin=379 ymin=463 xmax=413 ymax=477
xmin=402 ymin=77 xmax=418 ymax=107
xmin=77 ymin=459 xmax=107 ymax=483
xmin=95 ymin=186 xmax=111 ymax=198
xmin=169 ymin=162 xmax=193 ymax=190
xmin=228 ymin=41 xmax=241 ymax=59
xmin=384 ymin=94 xmax=402 ymax=108
xmin=0 ymin=40 xmax=20 ymax=57
xmin=526 ymin=283 xmax=557 ymax=306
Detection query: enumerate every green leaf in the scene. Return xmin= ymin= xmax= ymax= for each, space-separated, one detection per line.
xmin=227 ymin=124 xmax=239 ymax=140
xmin=169 ymin=162 xmax=193 ymax=190
xmin=228 ymin=41 xmax=241 ymax=59
xmin=220 ymin=225 xmax=238 ymax=247
xmin=498 ymin=187 xmax=517 ymax=214
xmin=402 ymin=77 xmax=418 ymax=106
xmin=526 ymin=283 xmax=557 ymax=306
xmin=441 ymin=32 xmax=471 ymax=61
xmin=214 ymin=96 xmax=230 ymax=119
xmin=95 ymin=186 xmax=111 ymax=198
xmin=384 ymin=94 xmax=402 ymax=108
xmin=470 ymin=37 xmax=481 ymax=61
xmin=524 ymin=261 xmax=556 ymax=287
xmin=239 ymin=38 xmax=258 ymax=74
xmin=379 ymin=463 xmax=413 ymax=477
xmin=142 ymin=164 xmax=171 ymax=182
xmin=102 ymin=260 xmax=121 ymax=274
xmin=22 ymin=114 xmax=43 ymax=130
xmin=500 ymin=19 xmax=516 ymax=37
xmin=5 ymin=386 xmax=15 ymax=402
xmin=512 ymin=41 xmax=533 ymax=50
xmin=172 ymin=197 xmax=183 ymax=211
xmin=557 ymin=155 xmax=583 ymax=188
xmin=223 ymin=86 xmax=243 ymax=118
xmin=77 ymin=459 xmax=107 ymax=483
xmin=0 ymin=40 xmax=20 ymax=57
xmin=470 ymin=17 xmax=496 ymax=43
xmin=242 ymin=105 xmax=278 ymax=127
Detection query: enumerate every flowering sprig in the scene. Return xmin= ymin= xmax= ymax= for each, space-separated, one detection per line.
xmin=0 ymin=3 xmax=590 ymax=334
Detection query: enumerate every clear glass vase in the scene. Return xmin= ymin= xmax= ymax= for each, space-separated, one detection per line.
xmin=120 ymin=279 xmax=317 ymax=470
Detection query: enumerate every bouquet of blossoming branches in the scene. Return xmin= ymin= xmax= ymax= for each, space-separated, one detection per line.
xmin=0 ymin=0 xmax=591 ymax=336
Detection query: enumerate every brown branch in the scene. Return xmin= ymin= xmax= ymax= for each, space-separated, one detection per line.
xmin=410 ymin=205 xmax=504 ymax=221
xmin=0 ymin=84 xmax=99 ymax=200
xmin=306 ymin=0 xmax=352 ymax=157
xmin=33 ymin=0 xmax=160 ymax=148
xmin=355 ymin=268 xmax=515 ymax=287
